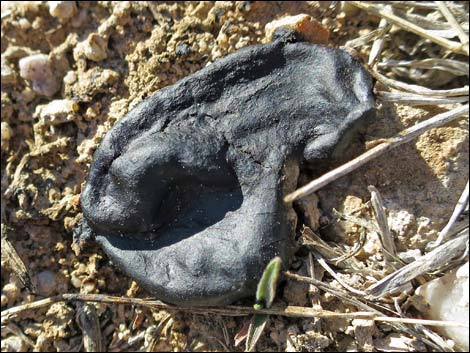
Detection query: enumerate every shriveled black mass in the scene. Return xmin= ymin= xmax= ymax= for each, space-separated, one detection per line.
xmin=78 ymin=36 xmax=375 ymax=306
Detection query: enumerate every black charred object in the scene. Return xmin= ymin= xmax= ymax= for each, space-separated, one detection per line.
xmin=78 ymin=37 xmax=375 ymax=306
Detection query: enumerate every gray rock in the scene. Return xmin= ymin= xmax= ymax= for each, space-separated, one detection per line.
xmin=36 ymin=270 xmax=57 ymax=296
xmin=78 ymin=34 xmax=375 ymax=306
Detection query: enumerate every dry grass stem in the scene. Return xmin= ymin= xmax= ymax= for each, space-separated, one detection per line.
xmin=372 ymin=71 xmax=469 ymax=97
xmin=313 ymin=254 xmax=367 ymax=296
xmin=390 ymin=8 xmax=463 ymax=32
xmin=349 ymin=1 xmax=468 ymax=55
xmin=367 ymin=229 xmax=469 ymax=297
xmin=301 ymin=227 xmax=364 ymax=271
xmin=377 ymin=58 xmax=469 ymax=76
xmin=285 ymin=104 xmax=469 ymax=202
xmin=3 ymin=290 xmax=464 ymax=332
xmin=344 ymin=24 xmax=392 ymax=49
xmin=378 ymin=2 xmax=449 ymax=10
xmin=368 ymin=6 xmax=390 ymax=66
xmin=427 ymin=180 xmax=469 ymax=249
xmin=0 ymin=293 xmax=386 ymax=325
xmin=378 ymin=92 xmax=469 ymax=105
xmin=436 ymin=1 xmax=469 ymax=47
xmin=373 ymin=316 xmax=468 ymax=328
xmin=284 ymin=272 xmax=458 ymax=351
xmin=330 ymin=230 xmax=367 ymax=264
xmin=368 ymin=186 xmax=397 ymax=265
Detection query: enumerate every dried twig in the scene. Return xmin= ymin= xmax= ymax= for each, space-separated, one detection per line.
xmin=307 ymin=252 xmax=322 ymax=308
xmin=349 ymin=1 xmax=468 ymax=55
xmin=367 ymin=229 xmax=469 ymax=297
xmin=368 ymin=5 xmax=391 ymax=67
xmin=378 ymin=58 xmax=469 ymax=76
xmin=372 ymin=71 xmax=469 ymax=97
xmin=344 ymin=24 xmax=392 ymax=49
xmin=144 ymin=313 xmax=173 ymax=351
xmin=377 ymin=2 xmax=449 ymax=10
xmin=427 ymin=181 xmax=469 ymax=250
xmin=301 ymin=226 xmax=366 ymax=272
xmin=378 ymin=91 xmax=469 ymax=105
xmin=2 ymin=290 xmax=467 ymax=333
xmin=0 ymin=293 xmax=382 ymax=325
xmin=285 ymin=104 xmax=469 ymax=202
xmin=436 ymin=1 xmax=469 ymax=49
xmin=391 ymin=9 xmax=455 ymax=31
xmin=313 ymin=254 xmax=367 ymax=296
xmin=330 ymin=230 xmax=367 ymax=264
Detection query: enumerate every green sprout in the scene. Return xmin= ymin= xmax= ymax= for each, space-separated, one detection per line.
xmin=245 ymin=256 xmax=282 ymax=352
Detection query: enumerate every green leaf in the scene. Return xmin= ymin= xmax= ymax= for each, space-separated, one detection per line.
xmin=245 ymin=314 xmax=269 ymax=352
xmin=255 ymin=256 xmax=282 ymax=309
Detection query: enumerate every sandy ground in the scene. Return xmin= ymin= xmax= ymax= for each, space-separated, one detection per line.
xmin=1 ymin=1 xmax=468 ymax=352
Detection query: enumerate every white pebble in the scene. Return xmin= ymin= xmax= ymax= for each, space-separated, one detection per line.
xmin=37 ymin=99 xmax=78 ymax=118
xmin=83 ymin=33 xmax=108 ymax=62
xmin=2 ymin=283 xmax=20 ymax=303
xmin=48 ymin=1 xmax=77 ymax=21
xmin=63 ymin=70 xmax=76 ymax=85
xmin=19 ymin=54 xmax=60 ymax=97
xmin=413 ymin=262 xmax=469 ymax=350
xmin=1 ymin=294 xmax=8 ymax=307
xmin=18 ymin=18 xmax=31 ymax=30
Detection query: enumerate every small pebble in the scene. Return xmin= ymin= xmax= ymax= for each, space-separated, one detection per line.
xmin=1 ymin=57 xmax=16 ymax=85
xmin=1 ymin=121 xmax=14 ymax=151
xmin=63 ymin=70 xmax=77 ymax=85
xmin=265 ymin=14 xmax=330 ymax=44
xmin=36 ymin=270 xmax=57 ymax=296
xmin=48 ymin=1 xmax=77 ymax=22
xmin=20 ymin=87 xmax=36 ymax=104
xmin=1 ymin=336 xmax=28 ymax=353
xmin=19 ymin=54 xmax=60 ymax=97
xmin=83 ymin=33 xmax=108 ymax=62
xmin=413 ymin=262 xmax=469 ymax=350
xmin=1 ymin=294 xmax=8 ymax=307
xmin=18 ymin=18 xmax=31 ymax=30
xmin=2 ymin=283 xmax=20 ymax=303
xmin=36 ymin=99 xmax=79 ymax=125
xmin=70 ymin=271 xmax=82 ymax=288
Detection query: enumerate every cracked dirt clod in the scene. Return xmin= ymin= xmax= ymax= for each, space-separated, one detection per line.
xmin=77 ymin=34 xmax=375 ymax=306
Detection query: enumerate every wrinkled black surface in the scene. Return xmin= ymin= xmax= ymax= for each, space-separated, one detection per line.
xmin=79 ymin=37 xmax=375 ymax=306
